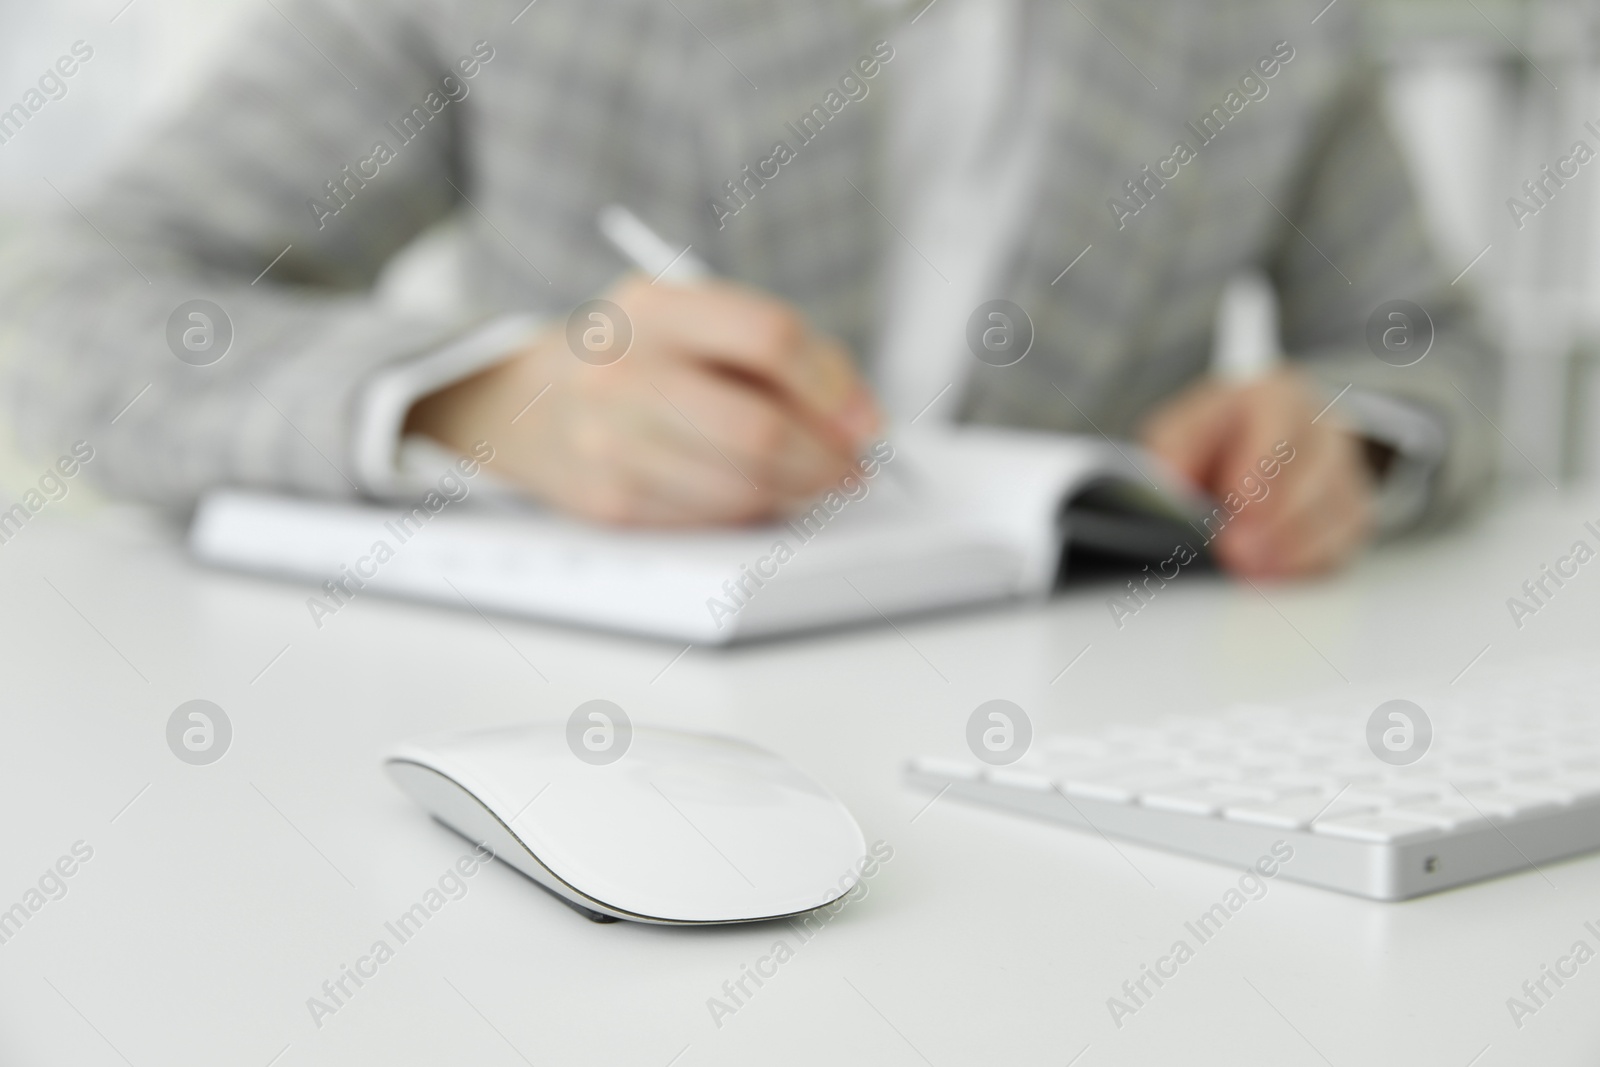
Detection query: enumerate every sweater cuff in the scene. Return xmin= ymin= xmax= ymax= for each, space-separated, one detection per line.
xmin=1332 ymin=385 xmax=1449 ymax=536
xmin=350 ymin=314 xmax=543 ymax=497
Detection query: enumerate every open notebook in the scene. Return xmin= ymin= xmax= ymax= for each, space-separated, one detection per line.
xmin=188 ymin=427 xmax=1212 ymax=644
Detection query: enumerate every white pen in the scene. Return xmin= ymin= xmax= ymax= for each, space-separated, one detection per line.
xmin=595 ymin=205 xmax=910 ymax=494
xmin=597 ymin=204 xmax=710 ymax=284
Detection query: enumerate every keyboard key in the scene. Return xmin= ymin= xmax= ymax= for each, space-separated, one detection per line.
xmin=1201 ymin=780 xmax=1284 ymax=801
xmin=1222 ymin=797 xmax=1375 ymax=830
xmin=1548 ymin=773 xmax=1600 ymax=803
xmin=1016 ymin=751 xmax=1099 ymax=778
xmin=1058 ymin=780 xmax=1137 ymax=803
xmin=1448 ymin=787 xmax=1562 ymax=820
xmin=1103 ymin=726 xmax=1169 ymax=746
xmin=1204 ymin=763 xmax=1279 ymax=782
xmin=1140 ymin=788 xmax=1255 ymax=816
xmin=908 ymin=756 xmax=978 ymax=781
xmin=1386 ymin=800 xmax=1490 ymax=831
xmin=1171 ymin=760 xmax=1242 ymax=780
xmin=1343 ymin=784 xmax=1444 ymax=806
xmin=1056 ymin=767 xmax=1198 ymax=803
xmin=984 ymin=767 xmax=1054 ymax=792
xmin=1322 ymin=763 xmax=1388 ymax=784
xmin=1311 ymin=816 xmax=1444 ymax=845
xmin=1440 ymin=750 xmax=1497 ymax=767
xmin=1488 ymin=780 xmax=1585 ymax=804
xmin=1042 ymin=736 xmax=1109 ymax=758
xmin=1392 ymin=770 xmax=1499 ymax=792
xmin=1266 ymin=771 xmax=1346 ymax=791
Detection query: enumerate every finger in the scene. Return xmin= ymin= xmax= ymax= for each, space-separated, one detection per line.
xmin=1212 ymin=387 xmax=1303 ymax=507
xmin=618 ymin=445 xmax=780 ymax=525
xmin=661 ymin=368 xmax=858 ymax=497
xmin=645 ymin=371 xmax=845 ymax=497
xmin=1219 ymin=505 xmax=1364 ymax=578
xmin=621 ymin=278 xmax=878 ymax=443
xmin=554 ymin=420 xmax=776 ymax=526
xmin=1238 ymin=492 xmax=1368 ymax=578
xmin=708 ymin=333 xmax=881 ymax=452
xmin=1251 ymin=429 xmax=1361 ymax=534
xmin=789 ymin=335 xmax=881 ymax=448
xmin=1277 ymin=500 xmax=1369 ymax=576
xmin=1261 ymin=448 xmax=1372 ymax=575
xmin=536 ymin=366 xmax=835 ymax=525
xmin=1221 ymin=445 xmax=1369 ymax=575
xmin=618 ymin=400 xmax=867 ymax=526
xmin=1218 ymin=462 xmax=1331 ymax=570
xmin=1140 ymin=382 xmax=1237 ymax=488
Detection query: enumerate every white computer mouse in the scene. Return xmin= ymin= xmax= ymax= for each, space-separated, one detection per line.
xmin=385 ymin=723 xmax=868 ymax=925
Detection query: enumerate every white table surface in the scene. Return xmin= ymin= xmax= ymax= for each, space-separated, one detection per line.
xmin=2 ymin=487 xmax=1599 ymax=1067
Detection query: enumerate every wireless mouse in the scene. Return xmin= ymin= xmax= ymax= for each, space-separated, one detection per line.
xmin=385 ymin=723 xmax=869 ymax=925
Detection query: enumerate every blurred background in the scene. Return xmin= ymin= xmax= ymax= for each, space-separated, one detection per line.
xmin=3 ymin=0 xmax=1600 ymax=504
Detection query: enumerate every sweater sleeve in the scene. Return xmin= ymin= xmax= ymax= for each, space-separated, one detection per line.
xmin=1267 ymin=60 xmax=1502 ymax=530
xmin=0 ymin=0 xmax=502 ymax=507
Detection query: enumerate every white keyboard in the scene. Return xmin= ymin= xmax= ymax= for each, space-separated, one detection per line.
xmin=906 ymin=669 xmax=1600 ymax=899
